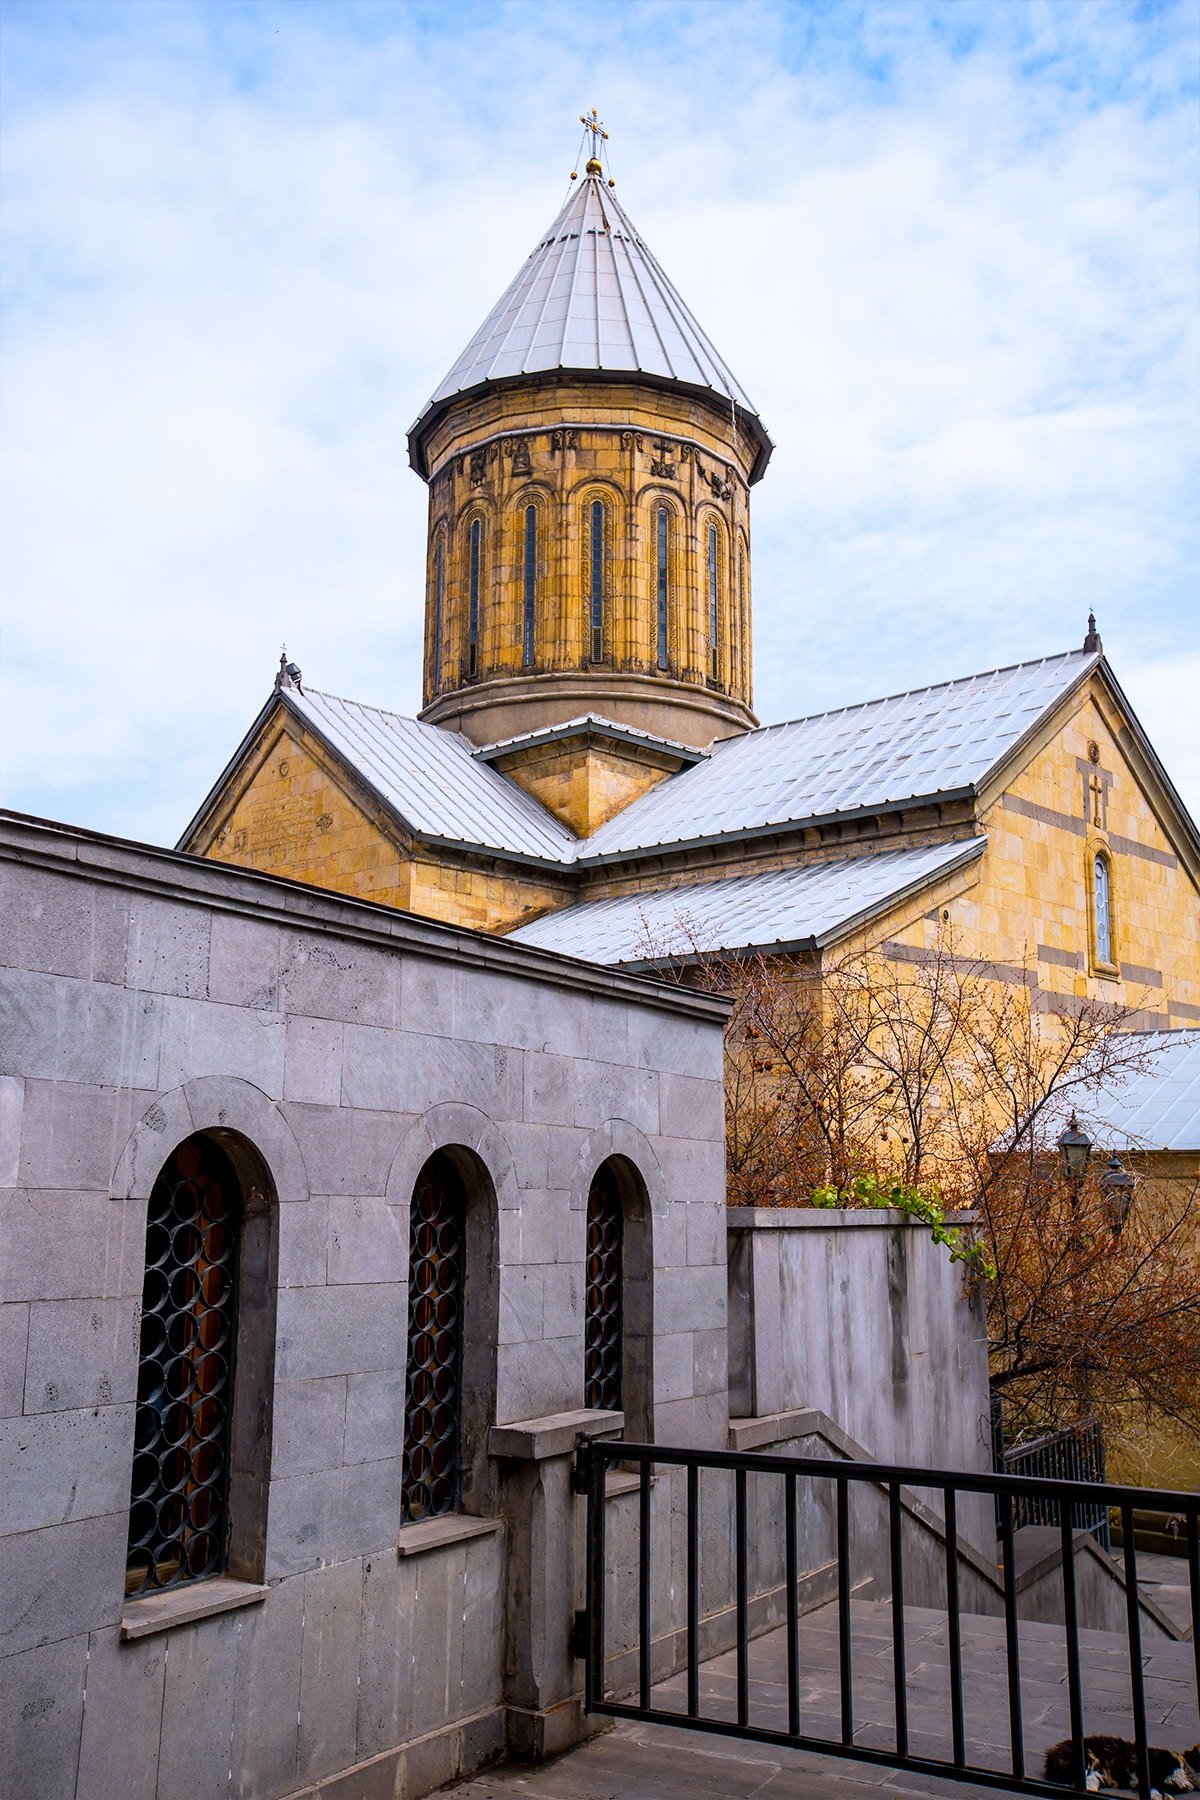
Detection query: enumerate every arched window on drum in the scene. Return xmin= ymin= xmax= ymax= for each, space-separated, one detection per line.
xmin=401 ymin=1152 xmax=467 ymax=1522
xmin=584 ymin=1162 xmax=623 ymax=1411
xmin=126 ymin=1134 xmax=241 ymax=1596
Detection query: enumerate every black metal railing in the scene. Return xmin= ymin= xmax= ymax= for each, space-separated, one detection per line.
xmin=1001 ymin=1420 xmax=1111 ymax=1549
xmin=576 ymin=1438 xmax=1200 ymax=1800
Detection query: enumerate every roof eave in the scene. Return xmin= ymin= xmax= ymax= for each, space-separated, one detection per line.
xmin=576 ymin=785 xmax=979 ymax=870
xmin=408 ymin=367 xmax=774 ymax=485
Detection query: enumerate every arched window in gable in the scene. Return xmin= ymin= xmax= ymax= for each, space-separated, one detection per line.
xmin=588 ymin=498 xmax=606 ymax=664
xmin=522 ymin=503 xmax=538 ymax=669
xmin=467 ymin=517 xmax=483 ymax=680
xmin=1094 ymin=852 xmax=1113 ymax=967
xmin=655 ymin=505 xmax=671 ymax=671
xmin=126 ymin=1135 xmax=240 ymax=1596
xmin=584 ymin=1162 xmax=623 ymax=1411
xmin=401 ymin=1152 xmax=466 ymax=1522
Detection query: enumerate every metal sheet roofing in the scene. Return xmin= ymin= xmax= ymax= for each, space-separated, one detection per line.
xmin=412 ymin=171 xmax=763 ymax=432
xmin=507 ymin=838 xmax=986 ymax=965
xmin=578 ymin=651 xmax=1097 ymax=863
xmin=284 ymin=688 xmax=577 ymax=862
xmin=1041 ymin=1031 xmax=1200 ymax=1154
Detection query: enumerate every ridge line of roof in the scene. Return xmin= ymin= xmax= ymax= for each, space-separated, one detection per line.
xmin=720 ymin=647 xmax=1097 ymax=742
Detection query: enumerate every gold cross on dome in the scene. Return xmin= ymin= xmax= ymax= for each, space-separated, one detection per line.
xmin=580 ymin=108 xmax=609 ymax=146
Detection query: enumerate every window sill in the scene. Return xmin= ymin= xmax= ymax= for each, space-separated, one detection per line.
xmin=120 ymin=1576 xmax=267 ymax=1641
xmin=1091 ymin=960 xmax=1120 ymax=981
xmin=395 ymin=1514 xmax=503 ymax=1560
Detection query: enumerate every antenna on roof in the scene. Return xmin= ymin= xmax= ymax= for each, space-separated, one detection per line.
xmin=1083 ymin=611 xmax=1102 ymax=654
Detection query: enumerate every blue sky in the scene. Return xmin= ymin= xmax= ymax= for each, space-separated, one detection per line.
xmin=2 ymin=0 xmax=1197 ymax=842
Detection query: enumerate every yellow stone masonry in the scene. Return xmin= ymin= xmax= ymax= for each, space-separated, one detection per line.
xmin=416 ymin=377 xmax=757 ymax=750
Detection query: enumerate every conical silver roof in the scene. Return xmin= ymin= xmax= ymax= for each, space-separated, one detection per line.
xmin=409 ymin=172 xmax=771 ymax=480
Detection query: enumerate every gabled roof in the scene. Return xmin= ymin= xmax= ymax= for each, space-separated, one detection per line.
xmin=179 ymin=649 xmax=1113 ymax=872
xmin=1027 ymin=1031 xmax=1200 ymax=1154
xmin=283 ymin=688 xmax=577 ymax=863
xmin=576 ymin=650 xmax=1099 ymax=863
xmin=473 ymin=713 xmax=707 ymax=767
xmin=507 ymin=838 xmax=987 ymax=965
xmin=408 ymin=171 xmax=771 ymax=481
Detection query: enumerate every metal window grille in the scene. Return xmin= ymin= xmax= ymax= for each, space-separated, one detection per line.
xmin=432 ymin=535 xmax=444 ymax=692
xmin=589 ymin=499 xmax=605 ymax=663
xmin=708 ymin=523 xmax=720 ymax=682
xmin=1095 ymin=854 xmax=1112 ymax=964
xmin=468 ymin=518 xmax=481 ymax=679
xmin=126 ymin=1135 xmax=240 ymax=1597
xmin=656 ymin=507 xmax=670 ymax=670
xmin=584 ymin=1164 xmax=623 ymax=1411
xmin=401 ymin=1154 xmax=466 ymax=1523
xmin=523 ymin=504 xmax=537 ymax=668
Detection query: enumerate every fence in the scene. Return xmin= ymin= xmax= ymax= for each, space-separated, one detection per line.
xmin=999 ymin=1418 xmax=1111 ymax=1550
xmin=576 ymin=1437 xmax=1200 ymax=1800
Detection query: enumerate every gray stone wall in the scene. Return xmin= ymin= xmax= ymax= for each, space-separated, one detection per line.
xmin=0 ymin=814 xmax=729 ymax=1800
xmin=726 ymin=1207 xmax=993 ymax=1549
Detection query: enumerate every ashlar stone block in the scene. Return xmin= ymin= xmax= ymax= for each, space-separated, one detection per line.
xmin=0 ymin=1632 xmax=87 ymax=1800
xmin=298 ymin=1557 xmax=364 ymax=1784
xmin=23 ymin=1298 xmax=137 ymax=1414
xmin=155 ymin=1609 xmax=243 ymax=1800
xmin=76 ymin=1624 xmax=166 ymax=1800
xmin=1 ymin=1404 xmax=134 ymax=1534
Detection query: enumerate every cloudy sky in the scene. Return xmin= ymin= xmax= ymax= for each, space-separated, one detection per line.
xmin=2 ymin=0 xmax=1197 ymax=844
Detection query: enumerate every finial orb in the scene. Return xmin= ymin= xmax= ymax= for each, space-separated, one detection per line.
xmin=585 ymin=156 xmax=602 ymax=175
xmin=570 ymin=170 xmax=578 ymax=180
xmin=608 ymin=178 xmax=616 ymax=187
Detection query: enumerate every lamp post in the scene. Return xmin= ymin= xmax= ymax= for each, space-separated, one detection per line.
xmin=1057 ymin=1114 xmax=1092 ymax=1183
xmin=1099 ymin=1154 xmax=1135 ymax=1234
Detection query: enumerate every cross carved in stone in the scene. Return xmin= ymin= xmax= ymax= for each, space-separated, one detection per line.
xmin=1089 ymin=770 xmax=1105 ymax=828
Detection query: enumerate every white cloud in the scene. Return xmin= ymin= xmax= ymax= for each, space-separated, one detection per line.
xmin=0 ymin=0 xmax=1196 ymax=837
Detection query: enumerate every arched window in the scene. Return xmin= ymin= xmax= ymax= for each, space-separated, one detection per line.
xmin=467 ymin=518 xmax=482 ymax=680
xmin=707 ymin=522 xmax=721 ymax=682
xmin=655 ymin=506 xmax=670 ymax=671
xmin=588 ymin=498 xmax=605 ymax=664
xmin=1094 ymin=853 xmax=1113 ymax=966
xmin=431 ymin=533 xmax=445 ymax=693
xmin=401 ymin=1152 xmax=466 ymax=1522
xmin=126 ymin=1134 xmax=240 ymax=1597
xmin=522 ymin=503 xmax=537 ymax=669
xmin=584 ymin=1162 xmax=623 ymax=1411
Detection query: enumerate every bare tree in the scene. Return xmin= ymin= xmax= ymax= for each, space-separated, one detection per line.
xmin=652 ymin=925 xmax=1200 ymax=1458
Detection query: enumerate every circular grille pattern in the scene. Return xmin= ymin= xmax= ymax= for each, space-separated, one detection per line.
xmin=585 ymin=1163 xmax=623 ymax=1412
xmin=401 ymin=1154 xmax=465 ymax=1523
xmin=126 ymin=1135 xmax=240 ymax=1597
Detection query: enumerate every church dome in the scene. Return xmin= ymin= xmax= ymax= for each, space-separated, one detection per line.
xmin=409 ymin=171 xmax=772 ymax=483
xmin=410 ymin=148 xmax=770 ymax=759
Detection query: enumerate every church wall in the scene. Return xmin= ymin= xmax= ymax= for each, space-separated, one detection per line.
xmin=185 ymin=719 xmax=415 ymax=911
xmin=876 ymin=687 xmax=1200 ymax=1026
xmin=491 ymin=739 xmax=677 ymax=837
xmin=0 ymin=814 xmax=732 ymax=1799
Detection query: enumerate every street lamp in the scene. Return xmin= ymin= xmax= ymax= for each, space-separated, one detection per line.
xmin=1057 ymin=1113 xmax=1092 ymax=1181
xmin=1099 ymin=1154 xmax=1135 ymax=1234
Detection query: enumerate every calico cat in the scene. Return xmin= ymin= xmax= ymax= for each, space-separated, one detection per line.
xmin=1043 ymin=1735 xmax=1200 ymax=1795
